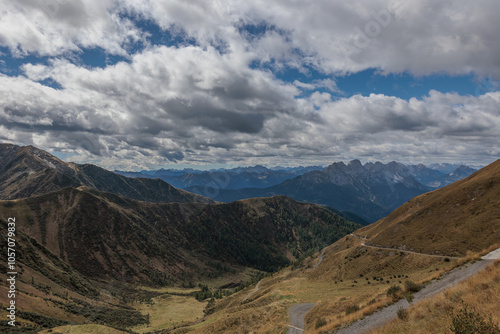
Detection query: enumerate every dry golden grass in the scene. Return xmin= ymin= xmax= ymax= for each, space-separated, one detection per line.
xmin=369 ymin=260 xmax=500 ymax=334
xmin=479 ymin=243 xmax=500 ymax=257
xmin=359 ymin=159 xmax=500 ymax=257
xmin=0 ymin=271 xmax=89 ymax=324
xmin=137 ymin=286 xmax=200 ymax=294
xmin=130 ymin=294 xmax=207 ymax=333
xmin=181 ymin=235 xmax=465 ymax=333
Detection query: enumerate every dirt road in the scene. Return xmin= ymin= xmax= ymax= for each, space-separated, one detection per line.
xmin=352 ymin=234 xmax=460 ymax=259
xmin=315 ymin=247 xmax=326 ymax=268
xmin=243 ymin=279 xmax=262 ymax=302
xmin=360 ymin=240 xmax=459 ymax=259
xmin=287 ymin=303 xmax=316 ymax=334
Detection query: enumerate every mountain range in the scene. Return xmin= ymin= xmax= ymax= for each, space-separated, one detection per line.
xmin=0 ymin=187 xmax=359 ymax=282
xmin=115 ymin=165 xmax=324 ymax=190
xmin=117 ymin=159 xmax=476 ymax=223
xmin=187 ymin=160 xmax=476 ymax=222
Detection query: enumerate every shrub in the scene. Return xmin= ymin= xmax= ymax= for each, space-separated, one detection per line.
xmin=387 ymin=285 xmax=401 ymax=297
xmin=405 ymin=294 xmax=414 ymax=303
xmin=316 ymin=318 xmax=327 ymax=329
xmin=405 ymin=280 xmax=422 ymax=293
xmin=346 ymin=304 xmax=360 ymax=315
xmin=397 ymin=307 xmax=409 ymax=321
xmin=450 ymin=304 xmax=500 ymax=334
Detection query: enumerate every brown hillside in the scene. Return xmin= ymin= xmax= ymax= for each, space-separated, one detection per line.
xmin=0 ymin=188 xmax=359 ymax=283
xmin=358 ymin=159 xmax=500 ymax=256
xmin=0 ymin=143 xmax=213 ymax=204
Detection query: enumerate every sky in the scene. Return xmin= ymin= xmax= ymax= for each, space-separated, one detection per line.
xmin=0 ymin=0 xmax=499 ymax=170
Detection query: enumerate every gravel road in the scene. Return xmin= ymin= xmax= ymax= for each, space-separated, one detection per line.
xmin=360 ymin=239 xmax=459 ymax=259
xmin=334 ymin=250 xmax=499 ymax=334
xmin=243 ymin=279 xmax=262 ymax=302
xmin=287 ymin=303 xmax=316 ymax=334
xmin=315 ymin=247 xmax=326 ymax=268
xmin=482 ymin=248 xmax=500 ymax=260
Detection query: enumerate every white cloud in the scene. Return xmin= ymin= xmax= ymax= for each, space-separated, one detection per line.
xmin=1 ymin=0 xmax=500 ymax=168
xmin=6 ymin=58 xmax=499 ymax=169
xmin=0 ymin=0 xmax=143 ymax=56
xmin=3 ymin=0 xmax=500 ymax=77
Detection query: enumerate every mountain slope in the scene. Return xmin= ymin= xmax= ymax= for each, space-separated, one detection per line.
xmin=0 ymin=143 xmax=212 ymax=204
xmin=0 ymin=187 xmax=360 ymax=283
xmin=199 ymin=160 xmax=430 ymax=222
xmin=358 ymin=159 xmax=500 ymax=256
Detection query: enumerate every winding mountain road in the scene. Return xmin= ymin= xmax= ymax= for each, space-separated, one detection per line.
xmin=243 ymin=279 xmax=263 ymax=302
xmin=333 ymin=248 xmax=500 ymax=334
xmin=352 ymin=234 xmax=460 ymax=259
xmin=360 ymin=240 xmax=460 ymax=259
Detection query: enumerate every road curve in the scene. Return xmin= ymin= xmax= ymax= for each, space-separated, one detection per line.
xmin=287 ymin=303 xmax=316 ymax=334
xmin=243 ymin=279 xmax=263 ymax=302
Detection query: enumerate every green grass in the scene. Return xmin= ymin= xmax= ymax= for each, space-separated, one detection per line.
xmin=130 ymin=294 xmax=206 ymax=333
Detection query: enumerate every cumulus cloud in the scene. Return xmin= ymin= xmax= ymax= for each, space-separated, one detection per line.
xmin=120 ymin=0 xmax=500 ymax=77
xmin=3 ymin=0 xmax=500 ymax=76
xmin=3 ymin=58 xmax=499 ymax=169
xmin=0 ymin=0 xmax=499 ymax=168
xmin=0 ymin=0 xmax=144 ymax=56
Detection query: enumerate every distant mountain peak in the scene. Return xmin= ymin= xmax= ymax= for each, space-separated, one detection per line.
xmin=347 ymin=159 xmax=362 ymax=167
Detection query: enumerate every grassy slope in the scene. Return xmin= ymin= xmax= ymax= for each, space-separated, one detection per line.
xmin=182 ymin=235 xmax=463 ymax=333
xmin=370 ymin=260 xmax=500 ymax=334
xmin=0 ymin=217 xmax=144 ymax=334
xmin=357 ymin=159 xmax=500 ymax=256
xmin=38 ymin=324 xmax=128 ymax=334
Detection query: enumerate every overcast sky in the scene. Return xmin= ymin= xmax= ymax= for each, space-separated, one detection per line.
xmin=0 ymin=0 xmax=499 ymax=170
